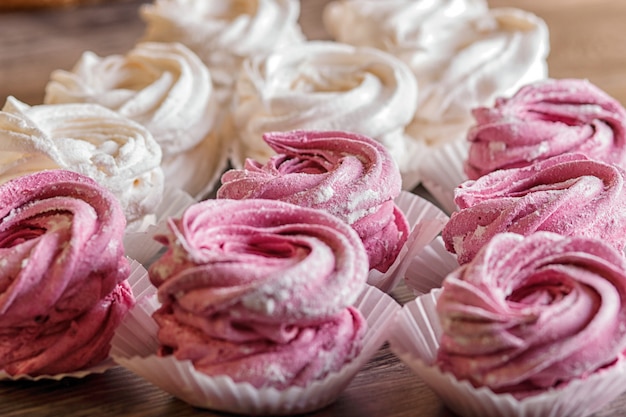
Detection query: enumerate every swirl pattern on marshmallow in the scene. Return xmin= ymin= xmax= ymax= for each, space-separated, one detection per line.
xmin=324 ymin=0 xmax=488 ymax=51
xmin=0 ymin=170 xmax=134 ymax=376
xmin=44 ymin=42 xmax=224 ymax=197
xmin=326 ymin=3 xmax=549 ymax=147
xmin=437 ymin=232 xmax=626 ymax=398
xmin=0 ymin=97 xmax=164 ymax=230
xmin=140 ymin=0 xmax=304 ymax=105
xmin=218 ymin=130 xmax=409 ymax=273
xmin=231 ymin=41 xmax=419 ymax=182
xmin=465 ymin=78 xmax=626 ymax=179
xmin=403 ymin=7 xmax=549 ymax=147
xmin=324 ymin=3 xmax=549 ymax=191
xmin=149 ymin=198 xmax=368 ymax=389
xmin=442 ymin=154 xmax=626 ymax=265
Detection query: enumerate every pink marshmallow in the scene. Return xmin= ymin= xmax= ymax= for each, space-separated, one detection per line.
xmin=218 ymin=130 xmax=409 ymax=272
xmin=465 ymin=78 xmax=626 ymax=179
xmin=149 ymin=198 xmax=369 ymax=389
xmin=443 ymin=153 xmax=626 ymax=264
xmin=437 ymin=232 xmax=626 ymax=398
xmin=0 ymin=169 xmax=134 ymax=376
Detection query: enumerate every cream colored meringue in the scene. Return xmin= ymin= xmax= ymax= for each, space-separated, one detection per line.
xmin=0 ymin=97 xmax=164 ymax=230
xmin=230 ymin=41 xmax=420 ymax=186
xmin=140 ymin=0 xmax=304 ymax=106
xmin=45 ymin=42 xmax=224 ymax=198
xmin=324 ymin=0 xmax=488 ymax=51
xmin=411 ymin=7 xmax=549 ymax=197
xmin=326 ymin=2 xmax=549 ymax=147
xmin=324 ymin=2 xmax=549 ymax=191
xmin=404 ymin=8 xmax=549 ymax=147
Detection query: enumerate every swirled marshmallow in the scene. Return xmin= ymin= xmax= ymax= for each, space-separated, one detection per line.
xmin=231 ymin=41 xmax=419 ymax=186
xmin=437 ymin=232 xmax=626 ymax=398
xmin=325 ymin=2 xmax=549 ymax=192
xmin=149 ymin=199 xmax=368 ymax=389
xmin=0 ymin=97 xmax=164 ymax=230
xmin=326 ymin=2 xmax=549 ymax=147
xmin=465 ymin=78 xmax=626 ymax=179
xmin=0 ymin=170 xmax=134 ymax=376
xmin=405 ymin=7 xmax=549 ymax=146
xmin=442 ymin=153 xmax=626 ymax=264
xmin=324 ymin=0 xmax=488 ymax=51
xmin=44 ymin=42 xmax=224 ymax=197
xmin=140 ymin=0 xmax=304 ymax=105
xmin=218 ymin=130 xmax=409 ymax=273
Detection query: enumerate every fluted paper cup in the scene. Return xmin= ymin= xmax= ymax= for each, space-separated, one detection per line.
xmin=0 ymin=359 xmax=115 ymax=382
xmin=389 ymin=290 xmax=626 ymax=417
xmin=111 ymin=280 xmax=401 ymax=415
xmin=403 ymin=236 xmax=458 ymax=296
xmin=124 ymin=186 xmax=195 ymax=266
xmin=368 ymin=191 xmax=448 ymax=292
xmin=419 ymin=140 xmax=469 ymax=214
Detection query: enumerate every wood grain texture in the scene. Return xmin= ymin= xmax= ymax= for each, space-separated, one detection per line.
xmin=1 ymin=1 xmax=626 ymax=416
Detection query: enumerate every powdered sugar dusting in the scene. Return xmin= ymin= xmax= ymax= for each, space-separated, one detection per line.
xmin=313 ymin=185 xmax=335 ymax=204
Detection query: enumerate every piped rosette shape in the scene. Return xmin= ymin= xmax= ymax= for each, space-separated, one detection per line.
xmin=148 ymin=198 xmax=369 ymax=389
xmin=442 ymin=153 xmax=626 ymax=265
xmin=323 ymin=0 xmax=488 ymax=51
xmin=218 ymin=130 xmax=409 ymax=275
xmin=465 ymin=78 xmax=626 ymax=179
xmin=436 ymin=232 xmax=626 ymax=398
xmin=0 ymin=97 xmax=164 ymax=231
xmin=324 ymin=1 xmax=549 ymax=194
xmin=44 ymin=42 xmax=225 ymax=198
xmin=140 ymin=0 xmax=304 ymax=106
xmin=230 ymin=41 xmax=419 ymax=185
xmin=0 ymin=170 xmax=134 ymax=376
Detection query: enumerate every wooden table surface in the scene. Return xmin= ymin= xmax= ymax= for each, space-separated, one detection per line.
xmin=1 ymin=1 xmax=626 ymax=416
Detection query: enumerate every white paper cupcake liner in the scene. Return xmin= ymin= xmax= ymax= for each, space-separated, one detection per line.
xmin=404 ymin=236 xmax=459 ymax=296
xmin=124 ymin=186 xmax=195 ymax=266
xmin=111 ymin=281 xmax=400 ymax=415
xmin=153 ymin=185 xmax=197 ymax=222
xmin=419 ymin=139 xmax=469 ymax=214
xmin=0 ymin=359 xmax=115 ymax=382
xmin=126 ymin=258 xmax=157 ymax=301
xmin=389 ymin=290 xmax=626 ymax=417
xmin=368 ymin=191 xmax=448 ymax=293
xmin=0 ymin=259 xmax=148 ymax=382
